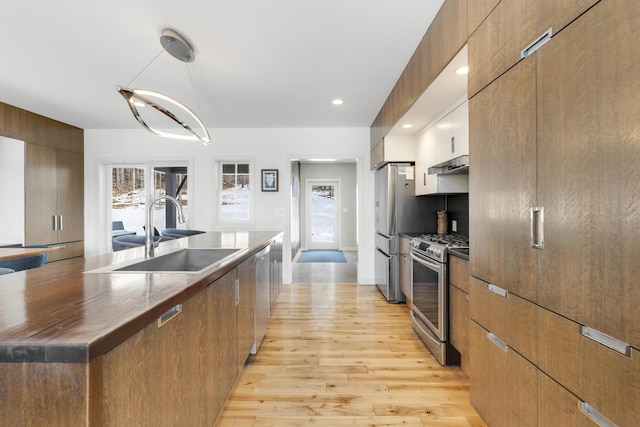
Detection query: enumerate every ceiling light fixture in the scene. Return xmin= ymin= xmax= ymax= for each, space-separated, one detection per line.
xmin=117 ymin=28 xmax=211 ymax=144
xmin=332 ymin=99 xmax=344 ymax=105
xmin=455 ymin=66 xmax=469 ymax=75
xmin=402 ymin=124 xmax=413 ymax=129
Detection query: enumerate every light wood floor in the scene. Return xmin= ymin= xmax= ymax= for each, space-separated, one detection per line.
xmin=216 ymin=283 xmax=485 ymax=426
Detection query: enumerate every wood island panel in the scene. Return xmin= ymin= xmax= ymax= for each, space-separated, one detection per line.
xmin=0 ymin=231 xmax=281 ymax=427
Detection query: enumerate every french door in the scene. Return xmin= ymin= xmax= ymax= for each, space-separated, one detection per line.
xmin=305 ymin=180 xmax=339 ymax=250
xmin=106 ymin=162 xmax=189 ymax=247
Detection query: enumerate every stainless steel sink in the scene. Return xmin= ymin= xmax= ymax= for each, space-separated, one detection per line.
xmin=88 ymin=248 xmax=241 ymax=274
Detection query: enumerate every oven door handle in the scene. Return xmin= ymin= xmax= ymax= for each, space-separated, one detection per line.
xmin=410 ymin=252 xmax=441 ymax=270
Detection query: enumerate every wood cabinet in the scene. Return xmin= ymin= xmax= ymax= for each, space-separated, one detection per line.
xmin=469 ymin=56 xmax=537 ymax=302
xmin=469 ymin=320 xmax=537 ymax=427
xmin=370 ymin=135 xmax=415 ymax=170
xmin=237 ymin=255 xmax=256 ymax=374
xmin=536 ymin=0 xmax=640 ymax=347
xmin=448 ymin=255 xmax=469 ymax=372
xmin=103 ymin=284 xmax=217 ymax=425
xmin=102 ymin=269 xmax=238 ymax=426
xmin=468 ymin=0 xmax=599 ymax=96
xmin=370 ymin=0 xmax=468 ymax=148
xmin=25 ymin=143 xmax=84 ymax=261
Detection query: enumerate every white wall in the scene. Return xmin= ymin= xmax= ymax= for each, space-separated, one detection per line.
xmin=84 ymin=127 xmax=376 ymax=284
xmin=0 ymin=137 xmax=25 ymax=244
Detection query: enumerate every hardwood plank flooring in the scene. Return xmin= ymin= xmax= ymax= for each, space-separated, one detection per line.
xmin=217 ymin=283 xmax=485 ymax=426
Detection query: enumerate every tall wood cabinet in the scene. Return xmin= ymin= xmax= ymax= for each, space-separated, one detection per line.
xmin=1 ymin=101 xmax=84 ymax=262
xmin=469 ymin=0 xmax=640 ymax=425
xmin=25 ymin=143 xmax=84 ymax=261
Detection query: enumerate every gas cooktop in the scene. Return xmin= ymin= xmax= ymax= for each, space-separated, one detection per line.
xmin=414 ymin=233 xmax=469 ymax=248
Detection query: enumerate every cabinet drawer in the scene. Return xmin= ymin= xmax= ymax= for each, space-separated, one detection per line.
xmin=468 ymin=0 xmax=599 ymax=96
xmin=449 ymin=255 xmax=469 ymax=293
xmin=470 ymin=320 xmax=537 ymax=427
xmin=469 ymin=276 xmax=508 ymax=340
xmin=538 ymin=307 xmax=640 ymax=426
xmin=507 ymin=293 xmax=538 ymax=365
xmin=449 ymin=284 xmax=469 ymax=373
xmin=538 ymin=371 xmax=601 ymax=427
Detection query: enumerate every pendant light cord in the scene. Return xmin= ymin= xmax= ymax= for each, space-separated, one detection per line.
xmin=185 ymin=62 xmax=206 ymax=120
xmin=126 ymin=47 xmax=166 ymax=87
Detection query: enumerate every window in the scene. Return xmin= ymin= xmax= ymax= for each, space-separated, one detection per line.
xmin=220 ymin=162 xmax=251 ymax=221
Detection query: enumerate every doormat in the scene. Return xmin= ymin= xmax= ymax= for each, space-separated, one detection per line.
xmin=297 ymin=250 xmax=346 ymax=263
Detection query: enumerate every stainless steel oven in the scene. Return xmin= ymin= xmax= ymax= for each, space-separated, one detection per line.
xmin=410 ymin=234 xmax=468 ymax=365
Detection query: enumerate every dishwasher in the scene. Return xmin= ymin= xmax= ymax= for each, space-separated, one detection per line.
xmin=253 ymin=245 xmax=270 ymax=353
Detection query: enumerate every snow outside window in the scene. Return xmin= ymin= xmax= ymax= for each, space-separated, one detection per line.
xmin=220 ymin=162 xmax=251 ymax=221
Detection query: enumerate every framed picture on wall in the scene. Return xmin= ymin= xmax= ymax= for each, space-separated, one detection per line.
xmin=261 ymin=169 xmax=278 ymax=192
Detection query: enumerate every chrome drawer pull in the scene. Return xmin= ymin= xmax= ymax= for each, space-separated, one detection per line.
xmin=580 ymin=326 xmax=632 ymax=358
xmin=531 ymin=207 xmax=544 ymax=249
xmin=487 ymin=284 xmax=508 ymax=298
xmin=522 ymin=28 xmax=552 ymax=58
xmin=487 ymin=332 xmax=508 ymax=352
xmin=158 ymin=304 xmax=182 ymax=327
xmin=580 ymin=402 xmax=616 ymax=427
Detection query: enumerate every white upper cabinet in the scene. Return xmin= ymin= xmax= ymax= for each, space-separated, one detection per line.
xmin=415 ymin=99 xmax=469 ymax=196
xmin=451 ymin=100 xmax=469 ymax=159
xmin=434 ymin=100 xmax=469 ymax=165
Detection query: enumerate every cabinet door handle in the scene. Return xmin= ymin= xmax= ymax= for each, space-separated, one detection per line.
xmin=235 ymin=278 xmax=240 ymax=306
xmin=451 ymin=136 xmax=455 ymax=154
xmin=580 ymin=326 xmax=632 ymax=358
xmin=487 ymin=332 xmax=508 ymax=352
xmin=53 ymin=215 xmax=58 ymax=231
xmin=423 ymin=173 xmax=426 ymax=186
xmin=488 ymin=284 xmax=508 ymax=298
xmin=531 ymin=207 xmax=544 ymax=249
xmin=157 ymin=304 xmax=182 ymax=327
xmin=580 ymin=402 xmax=616 ymax=427
xmin=58 ymin=215 xmax=63 ymax=231
xmin=521 ymin=28 xmax=552 ymax=58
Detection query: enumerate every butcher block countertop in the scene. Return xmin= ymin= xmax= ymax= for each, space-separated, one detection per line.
xmin=0 ymin=231 xmax=281 ymax=364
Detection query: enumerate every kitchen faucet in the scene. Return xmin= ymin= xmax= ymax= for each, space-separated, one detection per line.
xmin=146 ymin=195 xmax=185 ymax=258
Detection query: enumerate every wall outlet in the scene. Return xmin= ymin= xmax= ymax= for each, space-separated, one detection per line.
xmin=452 ymin=220 xmax=457 ymax=232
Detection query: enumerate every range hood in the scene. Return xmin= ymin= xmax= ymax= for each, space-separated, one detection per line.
xmin=428 ymin=155 xmax=469 ymax=175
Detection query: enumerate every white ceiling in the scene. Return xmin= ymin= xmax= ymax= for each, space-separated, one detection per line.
xmin=0 ymin=0 xmax=446 ymax=131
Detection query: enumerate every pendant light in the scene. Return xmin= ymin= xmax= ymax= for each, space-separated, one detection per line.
xmin=117 ymin=28 xmax=211 ymax=144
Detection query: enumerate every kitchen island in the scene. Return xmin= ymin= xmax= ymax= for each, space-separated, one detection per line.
xmin=0 ymin=230 xmax=282 ymax=426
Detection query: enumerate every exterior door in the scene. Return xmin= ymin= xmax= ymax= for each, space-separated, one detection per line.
xmin=305 ymin=180 xmax=339 ymax=250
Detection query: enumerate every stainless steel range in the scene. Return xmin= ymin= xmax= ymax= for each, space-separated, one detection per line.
xmin=410 ymin=233 xmax=469 ymax=365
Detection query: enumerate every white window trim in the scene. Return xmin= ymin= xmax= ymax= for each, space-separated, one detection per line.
xmin=214 ymin=156 xmax=255 ymax=227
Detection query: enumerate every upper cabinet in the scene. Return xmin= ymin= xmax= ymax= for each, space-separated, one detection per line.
xmin=370 ymin=135 xmax=415 ymax=170
xmin=435 ymin=100 xmax=469 ymax=165
xmin=415 ymin=100 xmax=469 ymax=196
xmin=468 ymin=0 xmax=600 ymax=97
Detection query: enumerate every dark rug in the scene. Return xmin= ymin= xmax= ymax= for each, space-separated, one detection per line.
xmin=297 ymin=250 xmax=346 ymax=263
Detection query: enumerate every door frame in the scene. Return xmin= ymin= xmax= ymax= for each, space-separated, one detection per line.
xmin=304 ymin=179 xmax=340 ymax=250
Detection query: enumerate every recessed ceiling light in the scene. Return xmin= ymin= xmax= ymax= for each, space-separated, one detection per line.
xmin=455 ymin=66 xmax=469 ymax=75
xmin=332 ymin=99 xmax=344 ymax=105
xmin=402 ymin=124 xmax=413 ymax=129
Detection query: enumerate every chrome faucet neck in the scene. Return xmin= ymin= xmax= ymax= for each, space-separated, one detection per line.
xmin=145 ymin=195 xmax=185 ymax=258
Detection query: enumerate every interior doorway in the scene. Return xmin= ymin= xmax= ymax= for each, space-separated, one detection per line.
xmin=305 ymin=180 xmax=339 ymax=250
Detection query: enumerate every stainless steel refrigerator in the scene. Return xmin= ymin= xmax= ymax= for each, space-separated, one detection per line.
xmin=375 ymin=163 xmax=433 ymax=302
